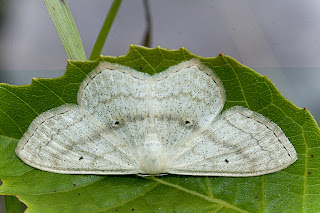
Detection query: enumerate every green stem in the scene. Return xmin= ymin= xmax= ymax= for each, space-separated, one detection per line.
xmin=89 ymin=0 xmax=122 ymax=60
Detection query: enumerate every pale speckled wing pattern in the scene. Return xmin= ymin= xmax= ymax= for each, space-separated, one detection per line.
xmin=15 ymin=105 xmax=139 ymax=174
xmin=151 ymin=63 xmax=225 ymax=159
xmin=167 ymin=106 xmax=297 ymax=176
xmin=16 ymin=59 xmax=297 ymax=176
xmin=78 ymin=64 xmax=150 ymax=170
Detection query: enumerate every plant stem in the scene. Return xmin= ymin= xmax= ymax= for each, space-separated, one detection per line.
xmin=89 ymin=0 xmax=122 ymax=60
xmin=142 ymin=0 xmax=152 ymax=47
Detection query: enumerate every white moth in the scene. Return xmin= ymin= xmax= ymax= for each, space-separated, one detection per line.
xmin=16 ymin=59 xmax=297 ymax=176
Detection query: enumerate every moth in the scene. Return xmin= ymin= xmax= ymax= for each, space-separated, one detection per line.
xmin=16 ymin=59 xmax=297 ymax=176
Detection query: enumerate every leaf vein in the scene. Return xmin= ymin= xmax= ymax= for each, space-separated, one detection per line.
xmin=92 ymin=182 xmax=160 ymax=212
xmin=133 ymin=47 xmax=157 ymax=74
xmin=0 ymin=86 xmax=39 ymax=116
xmin=0 ymin=107 xmax=23 ymax=136
xmin=149 ymin=177 xmax=249 ymax=213
xmin=33 ymin=79 xmax=66 ymax=104
xmin=221 ymin=57 xmax=249 ymax=109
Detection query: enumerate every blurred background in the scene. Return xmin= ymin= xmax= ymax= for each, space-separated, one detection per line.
xmin=0 ymin=1 xmax=320 ymax=211
xmin=1 ymin=1 xmax=320 ymax=117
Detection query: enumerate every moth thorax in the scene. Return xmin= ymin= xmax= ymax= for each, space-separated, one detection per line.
xmin=140 ymin=133 xmax=166 ymax=175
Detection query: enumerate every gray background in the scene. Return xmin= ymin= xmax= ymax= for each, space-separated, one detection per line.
xmin=1 ymin=1 xmax=320 ymax=117
xmin=2 ymin=1 xmax=320 ymax=69
xmin=0 ymin=0 xmax=320 ymax=211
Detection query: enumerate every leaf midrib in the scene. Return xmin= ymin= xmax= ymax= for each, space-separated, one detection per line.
xmin=92 ymin=181 xmax=160 ymax=213
xmin=149 ymin=177 xmax=249 ymax=213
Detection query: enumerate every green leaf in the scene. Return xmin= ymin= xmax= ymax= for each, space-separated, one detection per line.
xmin=4 ymin=195 xmax=23 ymax=213
xmin=44 ymin=0 xmax=86 ymax=60
xmin=0 ymin=45 xmax=319 ymax=212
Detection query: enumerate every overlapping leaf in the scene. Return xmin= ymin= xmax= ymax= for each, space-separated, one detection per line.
xmin=0 ymin=46 xmax=319 ymax=212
